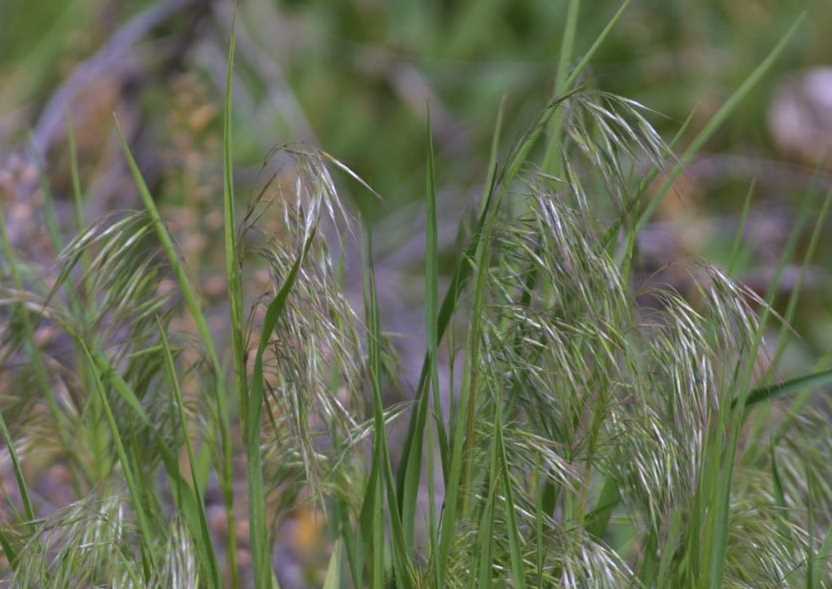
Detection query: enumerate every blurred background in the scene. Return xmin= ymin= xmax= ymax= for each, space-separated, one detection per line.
xmin=2 ymin=0 xmax=832 ymax=585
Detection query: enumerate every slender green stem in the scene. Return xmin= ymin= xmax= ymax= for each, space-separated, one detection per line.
xmin=115 ymin=121 xmax=239 ymax=586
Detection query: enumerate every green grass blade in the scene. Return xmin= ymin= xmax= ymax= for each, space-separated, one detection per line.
xmin=473 ymin=441 xmax=500 ymax=589
xmin=114 ymin=120 xmax=239 ymax=586
xmin=0 ymin=528 xmax=17 ymax=570
xmin=158 ymin=322 xmax=221 ymax=589
xmin=768 ymin=446 xmax=796 ymax=549
xmin=396 ymin=98 xmax=507 ymax=511
xmin=542 ymin=0 xmax=580 ymax=173
xmin=248 ymin=226 xmax=317 ymax=589
xmin=223 ymin=12 xmax=248 ymax=418
xmin=361 ymin=228 xmax=387 ymax=589
xmin=656 ymin=511 xmax=684 ymax=586
xmin=727 ymin=181 xmax=756 ymax=275
xmin=323 ymin=540 xmax=344 ymax=589
xmin=221 ymin=18 xmax=251 ymax=589
xmin=585 ymin=476 xmax=621 ymax=539
xmin=38 ymin=173 xmax=64 ymax=254
xmin=357 ymin=444 xmax=380 ymax=589
xmin=93 ymin=341 xmax=219 ymax=587
xmin=79 ymin=340 xmax=157 ymax=576
xmin=0 ymin=409 xmax=34 ymax=522
xmin=741 ymin=369 xmax=832 ymax=408
xmin=638 ymin=532 xmax=659 ymax=585
xmin=563 ymin=0 xmax=631 ymax=89
xmin=424 ymin=108 xmax=444 ymax=588
xmin=555 ymin=0 xmax=580 ymax=94
xmin=364 ymin=227 xmax=414 ymax=589
xmin=496 ymin=406 xmax=527 ymax=589
xmin=766 ymin=188 xmax=832 ymax=376
xmin=336 ymin=499 xmax=362 ymax=588
xmin=67 ymin=121 xmax=97 ymax=311
xmin=400 ymin=107 xmax=441 ymax=553
xmin=457 ymin=174 xmax=498 ymax=518
xmin=438 ymin=151 xmax=498 ymax=582
xmin=91 ymin=351 xmax=150 ymax=422
xmin=362 ymin=228 xmax=415 ymax=588
xmin=67 ymin=121 xmax=85 ymax=233
xmin=634 ymin=13 xmax=806 ymax=234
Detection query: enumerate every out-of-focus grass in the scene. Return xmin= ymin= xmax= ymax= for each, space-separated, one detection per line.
xmin=2 ymin=1 xmax=828 ymax=201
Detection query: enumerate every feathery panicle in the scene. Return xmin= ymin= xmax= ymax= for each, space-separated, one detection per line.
xmin=243 ymin=148 xmax=371 ymax=514
xmin=1 ymin=25 xmax=827 ymax=586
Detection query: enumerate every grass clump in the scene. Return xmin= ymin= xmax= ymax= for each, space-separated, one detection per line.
xmin=2 ymin=8 xmax=832 ymax=589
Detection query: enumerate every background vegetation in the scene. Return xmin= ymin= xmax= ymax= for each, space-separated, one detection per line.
xmin=2 ymin=0 xmax=832 ymax=587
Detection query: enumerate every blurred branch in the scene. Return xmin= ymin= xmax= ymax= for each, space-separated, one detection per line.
xmin=30 ymin=0 xmax=195 ymax=159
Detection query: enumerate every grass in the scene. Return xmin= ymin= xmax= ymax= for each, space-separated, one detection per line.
xmin=2 ymin=4 xmax=832 ymax=588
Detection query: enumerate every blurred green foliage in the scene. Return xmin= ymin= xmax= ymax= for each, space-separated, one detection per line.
xmin=3 ymin=0 xmax=826 ymax=203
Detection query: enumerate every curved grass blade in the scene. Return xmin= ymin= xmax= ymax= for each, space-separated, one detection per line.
xmin=741 ymin=369 xmax=832 ymax=409
xmin=727 ymin=181 xmax=756 ymax=276
xmin=766 ymin=188 xmax=832 ymax=376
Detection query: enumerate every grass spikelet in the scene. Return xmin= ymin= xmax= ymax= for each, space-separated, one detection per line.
xmin=2 ymin=12 xmax=828 ymax=586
